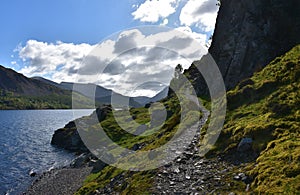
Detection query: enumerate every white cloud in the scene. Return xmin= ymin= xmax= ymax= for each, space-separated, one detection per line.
xmin=131 ymin=0 xmax=219 ymax=32
xmin=131 ymin=89 xmax=158 ymax=97
xmin=17 ymin=27 xmax=207 ymax=97
xmin=161 ymin=18 xmax=169 ymax=26
xmin=132 ymin=0 xmax=178 ymax=23
xmin=179 ymin=0 xmax=219 ymax=32
xmin=18 ymin=40 xmax=94 ymax=78
xmin=11 ymin=61 xmax=17 ymax=65
xmin=175 ymin=26 xmax=207 ymax=45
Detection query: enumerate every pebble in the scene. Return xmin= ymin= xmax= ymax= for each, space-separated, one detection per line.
xmin=152 ymin=109 xmax=238 ymax=194
xmin=174 ymin=167 xmax=180 ymax=173
xmin=175 ymin=150 xmax=182 ymax=155
xmin=246 ymin=184 xmax=250 ymax=192
xmin=233 ymin=175 xmax=240 ymax=180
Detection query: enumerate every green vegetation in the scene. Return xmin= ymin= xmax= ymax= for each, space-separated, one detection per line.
xmin=76 ymin=167 xmax=155 ymax=195
xmin=66 ymin=45 xmax=300 ymax=194
xmin=0 ymin=90 xmax=96 ymax=109
xmin=213 ymin=45 xmax=300 ymax=193
xmin=76 ymin=89 xmax=203 ymax=194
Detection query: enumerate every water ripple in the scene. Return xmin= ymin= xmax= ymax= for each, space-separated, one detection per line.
xmin=0 ymin=109 xmax=94 ymax=195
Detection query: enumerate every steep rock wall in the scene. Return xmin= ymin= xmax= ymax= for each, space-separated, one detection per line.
xmin=208 ymin=0 xmax=300 ymax=90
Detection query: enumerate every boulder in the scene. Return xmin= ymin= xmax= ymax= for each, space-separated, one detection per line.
xmin=51 ymin=126 xmax=88 ymax=153
xmin=89 ymin=159 xmax=107 ymax=173
xmin=29 ymin=169 xmax=37 ymax=177
xmin=131 ymin=143 xmax=140 ymax=151
xmin=70 ymin=153 xmax=89 ymax=168
xmin=237 ymin=138 xmax=253 ymax=152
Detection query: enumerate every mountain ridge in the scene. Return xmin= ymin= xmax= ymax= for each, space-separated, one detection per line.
xmin=0 ymin=65 xmax=87 ymax=109
xmin=34 ymin=77 xmax=169 ymax=108
xmin=0 ymin=65 xmax=168 ymax=109
xmin=0 ymin=65 xmax=69 ymax=96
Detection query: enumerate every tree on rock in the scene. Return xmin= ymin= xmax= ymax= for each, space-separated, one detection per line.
xmin=174 ymin=64 xmax=183 ymax=79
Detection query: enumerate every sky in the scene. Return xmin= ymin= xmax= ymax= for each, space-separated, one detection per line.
xmin=0 ymin=0 xmax=219 ymax=97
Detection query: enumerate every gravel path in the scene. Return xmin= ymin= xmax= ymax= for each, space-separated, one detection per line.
xmin=153 ymin=139 xmax=233 ymax=194
xmin=152 ymin=94 xmax=235 ymax=194
xmin=25 ymin=167 xmax=92 ymax=195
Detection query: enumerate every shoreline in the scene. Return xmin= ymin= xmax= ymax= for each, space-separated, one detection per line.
xmin=24 ymin=153 xmax=105 ymax=195
xmin=24 ymin=166 xmax=92 ymax=195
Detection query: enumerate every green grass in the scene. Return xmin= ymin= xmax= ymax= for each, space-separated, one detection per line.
xmin=76 ymin=45 xmax=300 ymax=194
xmin=75 ymin=89 xmax=203 ymax=194
xmin=212 ymin=45 xmax=300 ymax=193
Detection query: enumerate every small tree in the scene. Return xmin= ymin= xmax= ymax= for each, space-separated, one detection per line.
xmin=174 ymin=64 xmax=183 ymax=79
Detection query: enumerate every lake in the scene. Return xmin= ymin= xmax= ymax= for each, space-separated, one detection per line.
xmin=0 ymin=109 xmax=94 ymax=195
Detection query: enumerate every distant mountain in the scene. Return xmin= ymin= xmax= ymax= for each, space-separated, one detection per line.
xmin=131 ymin=87 xmax=169 ymax=105
xmin=0 ymin=65 xmax=93 ymax=109
xmin=31 ymin=76 xmax=61 ymax=88
xmin=0 ymin=65 xmax=169 ymax=109
xmin=60 ymin=82 xmax=113 ymax=98
xmin=0 ymin=66 xmax=67 ymax=96
xmin=149 ymin=86 xmax=169 ymax=102
xmin=35 ymin=80 xmax=168 ymax=108
xmin=55 ymin=82 xmax=140 ymax=107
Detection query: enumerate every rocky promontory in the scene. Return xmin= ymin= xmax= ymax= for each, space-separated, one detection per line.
xmin=51 ymin=121 xmax=88 ymax=153
xmin=51 ymin=105 xmax=113 ymax=153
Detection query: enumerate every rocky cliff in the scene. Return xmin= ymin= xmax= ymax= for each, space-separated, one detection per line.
xmin=207 ymin=0 xmax=300 ymax=90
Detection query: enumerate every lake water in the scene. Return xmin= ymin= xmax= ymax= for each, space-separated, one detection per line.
xmin=0 ymin=109 xmax=94 ymax=195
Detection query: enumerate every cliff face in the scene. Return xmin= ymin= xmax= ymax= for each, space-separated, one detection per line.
xmin=209 ymin=0 xmax=300 ymax=90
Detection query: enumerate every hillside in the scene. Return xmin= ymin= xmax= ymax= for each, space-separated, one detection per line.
xmin=0 ymin=65 xmax=68 ymax=96
xmin=0 ymin=65 xmax=93 ymax=109
xmin=31 ymin=76 xmax=62 ymax=88
xmin=51 ymin=86 xmax=203 ymax=194
xmin=212 ymin=44 xmax=300 ymax=193
xmin=49 ymin=44 xmax=300 ymax=195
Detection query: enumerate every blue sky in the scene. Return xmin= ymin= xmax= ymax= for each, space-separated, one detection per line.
xmin=0 ymin=0 xmax=140 ymax=66
xmin=0 ymin=0 xmax=219 ymax=96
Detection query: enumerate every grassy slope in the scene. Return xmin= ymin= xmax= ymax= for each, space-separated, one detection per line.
xmin=213 ymin=45 xmax=300 ymax=193
xmin=75 ymin=92 xmax=202 ymax=194
xmin=76 ymin=45 xmax=299 ymax=194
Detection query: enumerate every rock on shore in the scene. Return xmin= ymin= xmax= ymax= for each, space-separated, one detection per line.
xmin=25 ymin=167 xmax=92 ymax=195
xmin=51 ymin=105 xmax=112 ymax=153
xmin=51 ymin=120 xmax=88 ymax=153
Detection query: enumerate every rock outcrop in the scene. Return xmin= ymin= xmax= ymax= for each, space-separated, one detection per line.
xmin=51 ymin=105 xmax=112 ymax=153
xmin=51 ymin=121 xmax=88 ymax=153
xmin=189 ymin=0 xmax=300 ymax=92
